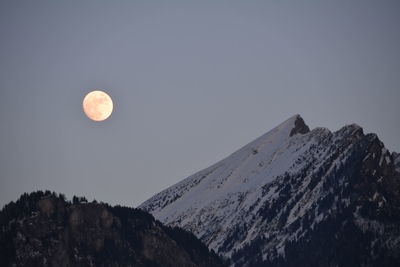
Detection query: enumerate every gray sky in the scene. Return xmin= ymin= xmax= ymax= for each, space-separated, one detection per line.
xmin=1 ymin=1 xmax=399 ymax=208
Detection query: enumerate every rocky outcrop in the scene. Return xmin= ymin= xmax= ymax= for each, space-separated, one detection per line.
xmin=289 ymin=114 xmax=310 ymax=136
xmin=393 ymin=152 xmax=400 ymax=172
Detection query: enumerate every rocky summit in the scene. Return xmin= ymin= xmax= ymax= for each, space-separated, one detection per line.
xmin=0 ymin=191 xmax=225 ymax=267
xmin=140 ymin=115 xmax=400 ymax=267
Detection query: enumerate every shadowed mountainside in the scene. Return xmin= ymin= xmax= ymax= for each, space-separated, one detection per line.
xmin=0 ymin=191 xmax=225 ymax=267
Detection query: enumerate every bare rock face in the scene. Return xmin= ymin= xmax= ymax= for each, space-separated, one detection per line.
xmin=37 ymin=198 xmax=55 ymax=216
xmin=0 ymin=192 xmax=225 ymax=267
xmin=394 ymin=152 xmax=400 ymax=172
xmin=289 ymin=114 xmax=310 ymax=136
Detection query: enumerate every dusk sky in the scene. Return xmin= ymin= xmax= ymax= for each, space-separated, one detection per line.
xmin=1 ymin=1 xmax=399 ymax=208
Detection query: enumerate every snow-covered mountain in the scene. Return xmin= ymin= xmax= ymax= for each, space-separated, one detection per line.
xmin=140 ymin=115 xmax=400 ymax=267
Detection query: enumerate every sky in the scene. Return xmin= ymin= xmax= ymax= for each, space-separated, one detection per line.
xmin=1 ymin=1 xmax=399 ymax=208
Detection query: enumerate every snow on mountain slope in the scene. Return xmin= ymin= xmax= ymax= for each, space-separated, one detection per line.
xmin=140 ymin=115 xmax=400 ymax=267
xmin=141 ymin=115 xmax=307 ymax=217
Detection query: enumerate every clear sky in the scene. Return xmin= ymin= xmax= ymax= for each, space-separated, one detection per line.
xmin=1 ymin=1 xmax=399 ymax=208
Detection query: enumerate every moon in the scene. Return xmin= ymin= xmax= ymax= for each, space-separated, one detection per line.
xmin=83 ymin=90 xmax=113 ymax=121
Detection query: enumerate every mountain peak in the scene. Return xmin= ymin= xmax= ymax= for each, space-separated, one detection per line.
xmin=140 ymin=115 xmax=400 ymax=266
xmin=289 ymin=114 xmax=310 ymax=136
xmin=246 ymin=115 xmax=309 ymax=151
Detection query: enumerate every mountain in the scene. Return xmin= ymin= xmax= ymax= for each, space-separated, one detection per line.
xmin=0 ymin=191 xmax=225 ymax=267
xmin=140 ymin=115 xmax=400 ymax=267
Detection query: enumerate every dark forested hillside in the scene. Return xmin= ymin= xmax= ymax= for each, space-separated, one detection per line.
xmin=0 ymin=191 xmax=225 ymax=267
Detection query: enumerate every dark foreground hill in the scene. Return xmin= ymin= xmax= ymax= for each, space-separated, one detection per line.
xmin=0 ymin=191 xmax=225 ymax=267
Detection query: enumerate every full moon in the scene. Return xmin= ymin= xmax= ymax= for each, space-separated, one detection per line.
xmin=83 ymin=90 xmax=113 ymax=121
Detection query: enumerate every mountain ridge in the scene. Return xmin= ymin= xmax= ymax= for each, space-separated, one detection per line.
xmin=140 ymin=115 xmax=400 ymax=267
